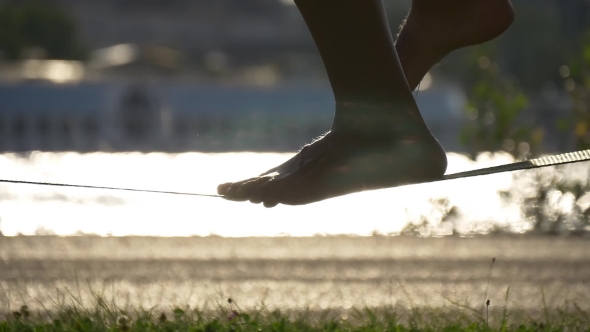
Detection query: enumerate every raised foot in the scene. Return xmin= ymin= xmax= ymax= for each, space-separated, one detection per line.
xmin=406 ymin=0 xmax=515 ymax=52
xmin=217 ymin=130 xmax=447 ymax=208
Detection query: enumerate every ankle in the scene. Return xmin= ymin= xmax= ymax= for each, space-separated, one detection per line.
xmin=331 ymin=101 xmax=430 ymax=138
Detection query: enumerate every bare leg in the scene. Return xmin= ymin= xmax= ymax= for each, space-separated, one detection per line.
xmin=218 ymin=0 xmax=514 ymax=207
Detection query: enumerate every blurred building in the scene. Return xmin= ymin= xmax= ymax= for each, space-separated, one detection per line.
xmin=0 ymin=0 xmax=472 ymax=153
xmin=30 ymin=0 xmax=319 ymax=74
xmin=2 ymin=0 xmax=583 ymax=154
xmin=0 ymin=79 xmax=468 ymax=153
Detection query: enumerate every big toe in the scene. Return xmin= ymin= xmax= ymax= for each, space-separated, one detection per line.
xmin=217 ymin=182 xmax=233 ymax=195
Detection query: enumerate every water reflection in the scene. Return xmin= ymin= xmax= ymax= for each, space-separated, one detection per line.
xmin=0 ymin=151 xmax=588 ymax=237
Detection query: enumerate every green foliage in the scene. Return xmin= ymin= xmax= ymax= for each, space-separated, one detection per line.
xmin=558 ymin=31 xmax=590 ymax=150
xmin=519 ymin=167 xmax=590 ymax=233
xmin=0 ymin=1 xmax=88 ymax=61
xmin=1 ymin=300 xmax=590 ymax=332
xmin=460 ymin=54 xmax=542 ymax=160
xmin=492 ymin=27 xmax=590 ymax=233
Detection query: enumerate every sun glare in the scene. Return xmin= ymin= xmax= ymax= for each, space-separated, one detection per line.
xmin=0 ymin=151 xmax=542 ymax=237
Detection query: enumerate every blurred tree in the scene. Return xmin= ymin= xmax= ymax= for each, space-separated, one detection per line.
xmin=0 ymin=1 xmax=88 ymax=61
xmin=559 ymin=31 xmax=590 ymax=151
xmin=459 ymin=49 xmax=543 ymax=159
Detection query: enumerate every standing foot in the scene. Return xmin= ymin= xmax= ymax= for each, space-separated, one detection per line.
xmin=218 ymin=102 xmax=447 ymax=208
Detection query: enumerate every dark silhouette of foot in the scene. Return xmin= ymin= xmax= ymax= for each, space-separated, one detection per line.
xmin=408 ymin=0 xmax=514 ymax=52
xmin=218 ymin=102 xmax=447 ymax=207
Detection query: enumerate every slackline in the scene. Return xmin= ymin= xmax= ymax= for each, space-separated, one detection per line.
xmin=0 ymin=149 xmax=588 ymax=198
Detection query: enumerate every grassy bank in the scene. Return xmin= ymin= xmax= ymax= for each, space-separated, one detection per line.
xmin=2 ymin=294 xmax=590 ymax=332
xmin=2 ymin=235 xmax=590 ymax=331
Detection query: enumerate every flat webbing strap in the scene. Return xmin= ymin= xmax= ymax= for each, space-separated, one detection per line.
xmin=0 ymin=149 xmax=588 ymax=197
xmin=442 ymin=149 xmax=590 ymax=181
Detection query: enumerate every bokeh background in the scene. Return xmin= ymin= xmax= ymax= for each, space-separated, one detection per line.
xmin=1 ymin=0 xmax=590 ymax=318
xmin=1 ymin=0 xmax=589 ymax=155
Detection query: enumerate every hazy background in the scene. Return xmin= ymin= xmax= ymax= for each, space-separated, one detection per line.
xmin=1 ymin=0 xmax=590 ymax=316
xmin=1 ymin=0 xmax=590 ymax=154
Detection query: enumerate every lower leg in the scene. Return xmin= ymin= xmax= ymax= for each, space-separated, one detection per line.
xmin=296 ymin=0 xmax=412 ymax=104
xmin=294 ymin=0 xmax=432 ymax=137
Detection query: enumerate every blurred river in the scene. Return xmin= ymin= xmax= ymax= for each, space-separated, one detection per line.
xmin=0 ymin=150 xmax=553 ymax=237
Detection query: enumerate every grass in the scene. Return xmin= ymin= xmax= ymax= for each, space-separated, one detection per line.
xmin=2 ymin=249 xmax=589 ymax=331
xmin=2 ymin=291 xmax=590 ymax=332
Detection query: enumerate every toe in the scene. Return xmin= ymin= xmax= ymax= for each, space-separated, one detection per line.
xmin=225 ymin=184 xmax=249 ymax=201
xmin=217 ymin=182 xmax=233 ymax=195
xmin=251 ymin=160 xmax=324 ymax=206
xmin=258 ymin=178 xmax=296 ymax=207
xmin=235 ymin=177 xmax=270 ymax=199
xmin=250 ymin=178 xmax=280 ymax=204
xmin=263 ymin=200 xmax=279 ymax=208
xmin=248 ymin=181 xmax=276 ymax=204
xmin=249 ymin=196 xmax=263 ymax=204
xmin=220 ymin=177 xmax=258 ymax=200
xmin=225 ymin=180 xmax=257 ymax=201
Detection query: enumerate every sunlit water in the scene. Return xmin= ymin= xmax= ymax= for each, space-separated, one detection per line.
xmin=0 ymin=151 xmax=539 ymax=237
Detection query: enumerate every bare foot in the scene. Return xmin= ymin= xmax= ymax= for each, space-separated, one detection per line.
xmin=218 ymin=102 xmax=447 ymax=207
xmin=408 ymin=0 xmax=514 ymax=52
xmin=398 ymin=0 xmax=515 ymax=89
